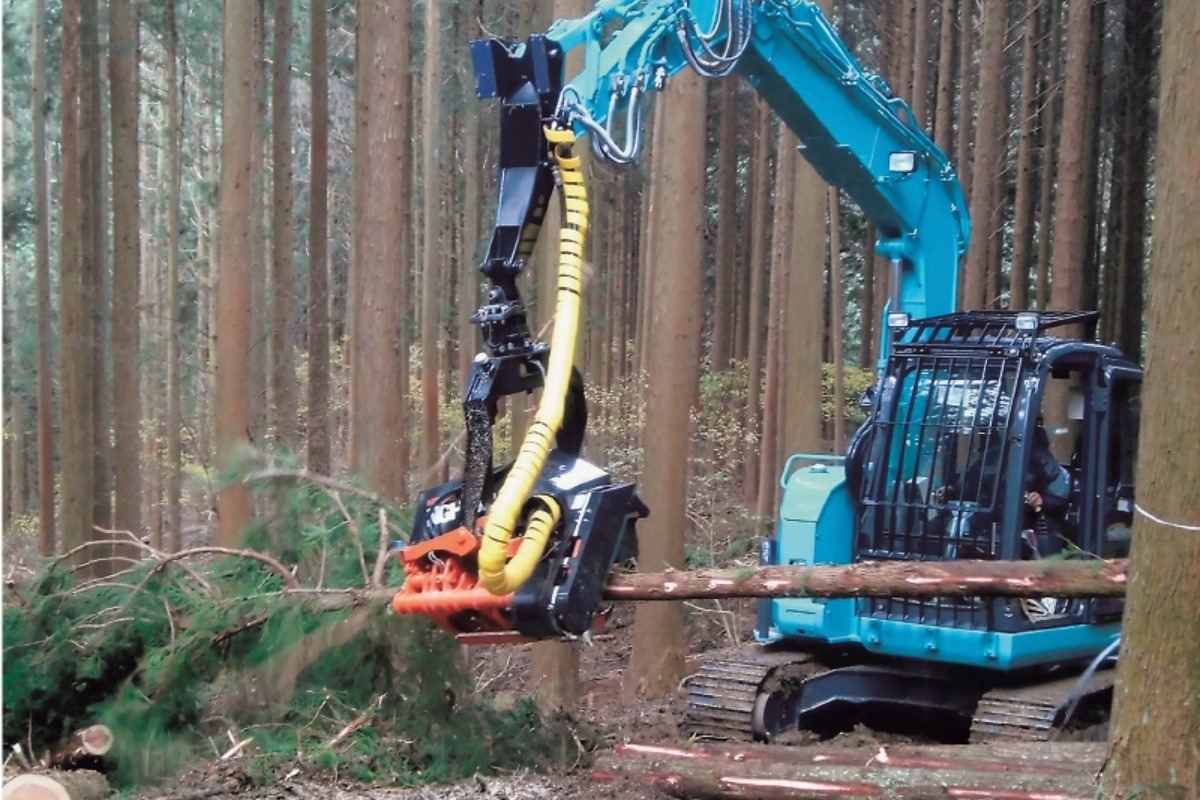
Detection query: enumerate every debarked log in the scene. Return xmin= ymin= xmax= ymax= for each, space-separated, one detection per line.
xmin=593 ymin=741 xmax=1107 ymax=800
xmin=602 ymin=559 xmax=1127 ymax=601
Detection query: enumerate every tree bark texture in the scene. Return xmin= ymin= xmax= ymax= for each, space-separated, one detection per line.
xmin=712 ymin=79 xmax=738 ymax=372
xmin=110 ymin=0 xmax=141 ymax=549
xmin=352 ymin=0 xmax=412 ymax=504
xmin=742 ymin=99 xmax=772 ymax=506
xmin=1047 ymin=0 xmax=1095 ymax=316
xmin=419 ymin=0 xmax=443 ymax=475
xmin=828 ymin=187 xmax=845 ymax=452
xmin=954 ymin=0 xmax=974 ymax=204
xmin=933 ymin=0 xmax=957 ymax=157
xmin=755 ymin=130 xmax=796 ymax=522
xmin=626 ymin=68 xmax=707 ymax=699
xmin=216 ymin=0 xmax=258 ymax=546
xmin=165 ymin=0 xmax=183 ymax=552
xmin=59 ymin=0 xmax=95 ymax=562
xmin=270 ymin=0 xmax=297 ymax=449
xmin=1101 ymin=1 xmax=1200 ymax=795
xmin=961 ymin=0 xmax=1007 ymax=311
xmin=1008 ymin=0 xmax=1041 ymax=310
xmin=33 ymin=0 xmax=55 ymax=555
xmin=604 ymin=559 xmax=1127 ymax=601
xmin=594 ymin=741 xmax=1106 ymax=800
xmin=1034 ymin=0 xmax=1062 ymax=311
xmin=307 ymin=0 xmax=331 ymax=475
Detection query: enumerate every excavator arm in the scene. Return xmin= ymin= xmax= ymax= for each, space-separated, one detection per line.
xmin=392 ymin=0 xmax=970 ymax=642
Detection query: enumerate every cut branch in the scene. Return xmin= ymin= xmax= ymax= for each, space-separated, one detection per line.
xmin=603 ymin=559 xmax=1127 ymax=600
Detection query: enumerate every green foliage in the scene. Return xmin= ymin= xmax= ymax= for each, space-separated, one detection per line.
xmin=823 ymin=362 xmax=876 ymax=431
xmin=2 ymin=473 xmax=576 ymax=790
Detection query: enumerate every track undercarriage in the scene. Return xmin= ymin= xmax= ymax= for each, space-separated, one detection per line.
xmin=684 ymin=644 xmax=1115 ymax=744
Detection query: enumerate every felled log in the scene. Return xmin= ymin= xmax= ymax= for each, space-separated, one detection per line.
xmin=2 ymin=769 xmax=109 ymax=800
xmin=44 ymin=726 xmax=112 ymax=773
xmin=603 ymin=559 xmax=1127 ymax=601
xmin=594 ymin=741 xmax=1106 ymax=800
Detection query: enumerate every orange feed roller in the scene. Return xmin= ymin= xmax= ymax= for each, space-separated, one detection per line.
xmin=392 ymin=525 xmax=517 ymax=634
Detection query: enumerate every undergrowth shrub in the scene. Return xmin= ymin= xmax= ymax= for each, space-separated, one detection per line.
xmin=2 ymin=470 xmax=577 ymax=790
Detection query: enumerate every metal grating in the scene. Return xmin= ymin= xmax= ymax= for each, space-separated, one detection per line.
xmin=857 ymin=348 xmax=1025 ymax=628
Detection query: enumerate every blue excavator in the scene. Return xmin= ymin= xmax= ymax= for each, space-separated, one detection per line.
xmin=392 ymin=0 xmax=1141 ymax=743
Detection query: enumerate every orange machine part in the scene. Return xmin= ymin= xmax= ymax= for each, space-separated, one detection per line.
xmin=392 ymin=526 xmax=515 ymax=636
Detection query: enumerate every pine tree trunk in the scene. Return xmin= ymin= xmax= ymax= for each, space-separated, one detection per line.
xmin=933 ymin=0 xmax=957 ymax=156
xmin=1034 ymin=0 xmax=1062 ymax=311
xmin=110 ymin=0 xmax=141 ymax=546
xmin=910 ymin=0 xmax=931 ymax=127
xmin=1078 ymin=1 xmax=1106 ymax=313
xmin=216 ymin=0 xmax=258 ymax=545
xmin=742 ymin=100 xmax=772 ymax=505
xmin=860 ymin=222 xmax=875 ymax=368
xmin=1047 ymin=0 xmax=1094 ymax=316
xmin=33 ymin=0 xmax=55 ymax=555
xmin=307 ymin=0 xmax=331 ymax=475
xmin=829 ymin=188 xmax=846 ymax=452
xmin=419 ymin=0 xmax=443 ymax=475
xmin=1112 ymin=0 xmax=1158 ymax=363
xmin=164 ymin=0 xmax=183 ymax=551
xmin=626 ymin=68 xmax=707 ymax=700
xmin=353 ymin=0 xmax=412 ymax=504
xmin=755 ymin=130 xmax=796 ymax=521
xmin=1101 ymin=4 xmax=1200 ymax=794
xmin=459 ymin=0 xmax=483 ymax=387
xmin=712 ymin=79 xmax=738 ymax=372
xmin=954 ymin=0 xmax=975 ymax=205
xmin=1009 ymin=0 xmax=1041 ymax=310
xmin=961 ymin=0 xmax=1007 ymax=311
xmin=59 ymin=0 xmax=95 ymax=561
xmin=781 ymin=148 xmax=826 ymax=460
xmin=271 ymin=0 xmax=297 ymax=449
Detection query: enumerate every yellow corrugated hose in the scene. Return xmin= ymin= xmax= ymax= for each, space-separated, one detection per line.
xmin=477 ymin=125 xmax=588 ymax=595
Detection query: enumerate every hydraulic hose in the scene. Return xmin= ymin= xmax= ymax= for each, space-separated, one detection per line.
xmin=477 ymin=125 xmax=588 ymax=595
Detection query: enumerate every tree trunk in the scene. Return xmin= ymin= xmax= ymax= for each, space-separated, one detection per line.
xmin=165 ymin=0 xmax=183 ymax=552
xmin=954 ymin=0 xmax=975 ymax=204
xmin=742 ymin=99 xmax=772 ymax=505
xmin=83 ymin=0 xmax=111 ymax=542
xmin=860 ymin=222 xmax=875 ymax=368
xmin=755 ymin=130 xmax=796 ymax=521
xmin=419 ymin=0 xmax=443 ymax=475
xmin=270 ymin=0 xmax=297 ymax=449
xmin=961 ymin=0 xmax=1007 ymax=311
xmin=1034 ymin=0 xmax=1062 ymax=310
xmin=216 ymin=0 xmax=258 ymax=546
xmin=625 ymin=68 xmax=707 ymax=699
xmin=307 ymin=0 xmax=331 ymax=475
xmin=110 ymin=0 xmax=140 ymax=547
xmin=459 ymin=0 xmax=484 ymax=386
xmin=1111 ymin=0 xmax=1158 ymax=364
xmin=910 ymin=0 xmax=931 ymax=127
xmin=1047 ymin=0 xmax=1095 ymax=316
xmin=10 ymin=403 xmax=28 ymax=518
xmin=603 ymin=559 xmax=1128 ymax=601
xmin=352 ymin=0 xmax=412 ymax=504
xmin=933 ymin=0 xmax=957 ymax=156
xmin=59 ymin=0 xmax=95 ymax=562
xmin=33 ymin=0 xmax=55 ymax=555
xmin=712 ymin=79 xmax=738 ymax=372
xmin=828 ymin=188 xmax=845 ymax=452
xmin=781 ymin=148 xmax=827 ymax=462
xmin=1101 ymin=2 xmax=1200 ymax=795
xmin=1009 ymin=0 xmax=1041 ymax=310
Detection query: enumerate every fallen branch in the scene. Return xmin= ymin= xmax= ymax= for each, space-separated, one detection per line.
xmin=603 ymin=559 xmax=1127 ymax=600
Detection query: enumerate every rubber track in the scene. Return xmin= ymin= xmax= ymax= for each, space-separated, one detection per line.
xmin=970 ymin=667 xmax=1116 ymax=743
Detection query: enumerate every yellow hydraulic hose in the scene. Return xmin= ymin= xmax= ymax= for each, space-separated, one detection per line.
xmin=478 ymin=126 xmax=588 ymax=595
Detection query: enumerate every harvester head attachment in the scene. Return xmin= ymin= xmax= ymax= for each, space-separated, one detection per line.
xmin=392 ymin=451 xmax=645 ymax=643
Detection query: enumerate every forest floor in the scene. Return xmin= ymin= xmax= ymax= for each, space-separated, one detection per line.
xmin=128 ymin=599 xmax=810 ymax=800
